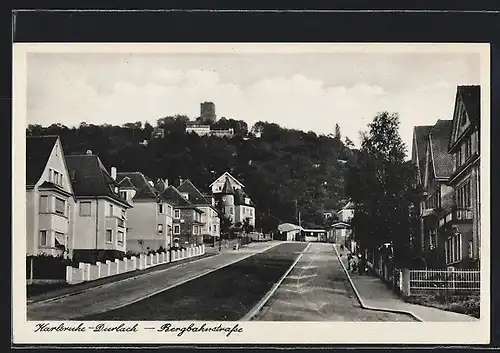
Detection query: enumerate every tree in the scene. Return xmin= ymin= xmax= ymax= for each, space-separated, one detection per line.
xmin=344 ymin=136 xmax=355 ymax=149
xmin=345 ymin=112 xmax=417 ymax=267
xmin=335 ymin=123 xmax=341 ymax=140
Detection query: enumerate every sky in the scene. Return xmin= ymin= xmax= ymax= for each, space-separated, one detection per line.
xmin=26 ymin=50 xmax=481 ymax=152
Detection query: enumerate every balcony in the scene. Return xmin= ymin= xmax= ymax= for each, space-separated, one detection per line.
xmin=454 ymin=207 xmax=473 ymax=221
xmin=439 ymin=207 xmax=473 ymax=229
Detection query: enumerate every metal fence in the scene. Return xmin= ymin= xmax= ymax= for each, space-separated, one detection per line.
xmin=409 ymin=269 xmax=480 ymax=293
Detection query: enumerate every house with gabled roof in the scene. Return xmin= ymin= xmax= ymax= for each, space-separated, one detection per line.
xmin=420 ymin=119 xmax=454 ymax=266
xmin=115 ymin=173 xmax=174 ymax=254
xmin=411 ymin=125 xmax=434 ymax=252
xmin=161 ymin=185 xmax=204 ymax=246
xmin=177 ymin=180 xmax=220 ymax=240
xmin=211 ymin=173 xmax=256 ymax=228
xmin=440 ymin=85 xmax=481 ymax=269
xmin=65 ymin=151 xmax=132 ymax=263
xmin=26 ymin=136 xmax=76 ymax=258
xmin=209 ymin=172 xmax=245 ymax=194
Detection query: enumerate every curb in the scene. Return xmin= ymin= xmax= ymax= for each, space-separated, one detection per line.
xmin=332 ymin=244 xmax=423 ymax=322
xmin=240 ymin=242 xmax=311 ymax=321
xmin=28 ymin=253 xmax=218 ymax=306
xmin=74 ymin=241 xmax=283 ymax=319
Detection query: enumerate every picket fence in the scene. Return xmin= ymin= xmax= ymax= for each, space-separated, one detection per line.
xmin=66 ymin=244 xmax=206 ymax=284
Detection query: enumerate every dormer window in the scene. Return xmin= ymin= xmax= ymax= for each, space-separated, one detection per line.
xmin=182 ymin=193 xmax=189 ymax=200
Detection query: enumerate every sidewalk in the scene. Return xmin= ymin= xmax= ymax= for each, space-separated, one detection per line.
xmin=335 ymin=245 xmax=478 ymax=322
xmin=28 ymin=252 xmax=216 ymax=304
xmin=254 ymin=243 xmax=413 ymax=322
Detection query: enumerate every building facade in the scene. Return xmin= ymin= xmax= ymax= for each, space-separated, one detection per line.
xmin=116 ymin=173 xmax=174 ymax=253
xmin=440 ymin=85 xmax=481 ymax=269
xmin=211 ymin=173 xmax=256 ymax=227
xmin=420 ymin=120 xmax=454 ymax=267
xmin=411 ymin=124 xmax=434 ymax=252
xmin=177 ymin=179 xmax=221 ymax=239
xmin=65 ymin=152 xmax=132 ymax=263
xmin=26 ymin=136 xmax=76 ymax=258
xmin=161 ymin=185 xmax=204 ymax=246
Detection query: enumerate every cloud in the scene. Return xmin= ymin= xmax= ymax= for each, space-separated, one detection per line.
xmin=26 ymin=56 xmax=478 ymax=152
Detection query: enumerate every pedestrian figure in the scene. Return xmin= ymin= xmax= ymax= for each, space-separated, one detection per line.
xmin=358 ymin=254 xmax=365 ymax=275
xmin=347 ymin=253 xmax=352 ymax=271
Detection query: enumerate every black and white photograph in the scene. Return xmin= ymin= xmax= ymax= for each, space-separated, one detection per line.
xmin=12 ymin=43 xmax=490 ymax=344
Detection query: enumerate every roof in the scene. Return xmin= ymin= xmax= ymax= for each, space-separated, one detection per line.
xmin=65 ymin=155 xmax=131 ymax=207
xmin=117 ymin=176 xmax=136 ymax=190
xmin=177 ymin=180 xmax=211 ymax=206
xmin=161 ymin=186 xmax=201 ymax=212
xmin=221 ymin=177 xmax=235 ymax=195
xmin=116 ymin=172 xmax=158 ymax=199
xmin=278 ymin=223 xmax=303 ymax=232
xmin=330 ymin=221 xmax=351 ymax=229
xmin=458 ymin=85 xmax=480 ymax=127
xmin=234 ymin=188 xmax=254 ymax=206
xmin=413 ymin=125 xmax=433 ymax=184
xmin=209 ymin=172 xmax=245 ymax=188
xmin=26 ymin=136 xmax=58 ymax=186
xmin=428 ymin=119 xmax=454 ymax=179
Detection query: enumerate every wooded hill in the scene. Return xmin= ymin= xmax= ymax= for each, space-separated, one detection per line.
xmin=27 ymin=116 xmax=355 ymax=231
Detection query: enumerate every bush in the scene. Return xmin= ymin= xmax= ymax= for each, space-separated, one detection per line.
xmin=405 ymin=294 xmax=480 ymax=319
xmin=26 ymin=254 xmax=74 ymax=280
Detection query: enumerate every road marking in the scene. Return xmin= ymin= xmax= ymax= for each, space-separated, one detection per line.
xmin=68 ymin=242 xmax=282 ymax=319
xmin=332 ymin=244 xmax=422 ymax=322
xmin=240 ymin=242 xmax=311 ymax=321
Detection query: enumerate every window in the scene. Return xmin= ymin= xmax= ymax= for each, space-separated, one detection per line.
xmin=173 ymin=225 xmax=180 ymax=235
xmin=193 ymin=226 xmax=198 ymax=235
xmin=117 ymin=231 xmax=124 ymax=245
xmin=429 ymin=229 xmax=437 ymax=250
xmin=39 ymin=196 xmax=49 ymax=213
xmin=214 ymin=224 xmax=217 ymax=233
xmin=250 ymin=209 xmax=253 ymax=216
xmin=456 ymin=180 xmax=471 ymax=208
xmin=174 ymin=209 xmax=180 ymax=219
xmin=460 ymin=110 xmax=467 ymax=126
xmin=121 ymin=209 xmax=126 ymax=219
xmin=105 ymin=229 xmax=113 ymax=243
xmin=120 ymin=191 xmax=127 ymax=200
xmin=55 ymin=198 xmax=65 ymax=216
xmin=158 ymin=224 xmax=163 ymax=234
xmin=158 ymin=204 xmax=164 ymax=214
xmin=55 ymin=232 xmax=65 ymax=248
xmin=50 ymin=169 xmax=63 ymax=187
xmin=229 ymin=207 xmax=234 ymax=215
xmin=108 ymin=204 xmax=114 ymax=217
xmin=464 ymin=137 xmax=472 ymax=160
xmin=456 ymin=149 xmax=463 ymax=168
xmin=39 ymin=230 xmax=48 ymax=246
xmin=79 ymin=202 xmax=91 ymax=216
xmin=446 ymin=233 xmax=463 ymax=264
xmin=166 ymin=205 xmax=172 ymax=217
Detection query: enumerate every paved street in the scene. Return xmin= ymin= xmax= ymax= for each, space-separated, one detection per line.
xmin=82 ymin=242 xmax=308 ymax=321
xmin=27 ymin=241 xmax=279 ymax=320
xmin=253 ymin=243 xmax=415 ymax=321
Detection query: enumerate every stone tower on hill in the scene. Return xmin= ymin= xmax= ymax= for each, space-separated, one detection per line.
xmin=200 ymin=102 xmax=216 ymax=123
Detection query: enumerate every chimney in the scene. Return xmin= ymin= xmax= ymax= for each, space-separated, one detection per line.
xmin=111 ymin=167 xmax=117 ymax=180
xmin=86 ymin=149 xmax=92 ymax=155
xmin=179 ymin=178 xmax=183 ymax=186
xmin=164 ymin=179 xmax=169 ymax=189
